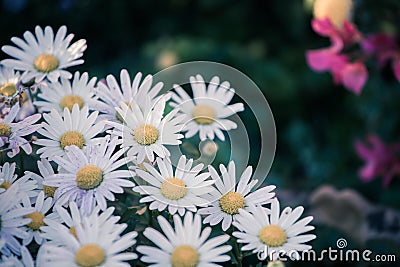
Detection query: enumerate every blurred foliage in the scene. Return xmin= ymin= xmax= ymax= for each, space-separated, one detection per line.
xmin=1 ymin=0 xmax=400 ymax=266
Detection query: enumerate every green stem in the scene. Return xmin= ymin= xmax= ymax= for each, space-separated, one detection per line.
xmin=0 ymin=150 xmax=4 ymax=165
xmin=19 ymin=152 xmax=24 ymax=174
xmin=148 ymin=207 xmax=154 ymax=227
xmin=233 ymin=241 xmax=243 ymax=267
xmin=148 ymin=209 xmax=160 ymax=228
xmin=167 ymin=212 xmax=173 ymax=224
xmin=229 ymin=226 xmax=243 ymax=267
xmin=135 ymin=260 xmax=147 ymax=267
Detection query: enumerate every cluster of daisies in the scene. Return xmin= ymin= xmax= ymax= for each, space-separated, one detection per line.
xmin=0 ymin=25 xmax=315 ymax=267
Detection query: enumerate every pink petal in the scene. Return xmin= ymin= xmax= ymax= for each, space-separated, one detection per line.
xmin=341 ymin=21 xmax=362 ymax=45
xmin=306 ymin=49 xmax=334 ymax=72
xmin=330 ymin=54 xmax=349 ymax=84
xmin=359 ymin=163 xmax=377 ymax=182
xmin=361 ymin=33 xmax=398 ymax=54
xmin=306 ymin=34 xmax=344 ymax=73
xmin=341 ymin=62 xmax=368 ymax=95
xmin=330 ymin=35 xmax=345 ymax=52
xmin=354 ymin=140 xmax=372 ymax=160
xmin=311 ymin=18 xmax=337 ymax=37
xmin=392 ymin=59 xmax=400 ymax=82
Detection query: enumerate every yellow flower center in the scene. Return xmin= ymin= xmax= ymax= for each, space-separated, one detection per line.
xmin=160 ymin=177 xmax=187 ymax=200
xmin=192 ymin=104 xmax=215 ymax=125
xmin=60 ymin=131 xmax=85 ymax=149
xmin=0 ymin=83 xmax=17 ymax=97
xmin=313 ymin=0 xmax=353 ymax=28
xmin=133 ymin=124 xmax=159 ymax=146
xmin=0 ymin=181 xmax=12 ymax=190
xmin=34 ymin=54 xmax=59 ymax=73
xmin=170 ymin=245 xmax=199 ymax=267
xmin=43 ymin=185 xmax=57 ymax=197
xmin=219 ymin=191 xmax=245 ymax=215
xmin=76 ymin=165 xmax=103 ymax=190
xmin=75 ymin=244 xmax=106 ymax=267
xmin=0 ymin=123 xmax=11 ymax=137
xmin=60 ymin=95 xmax=84 ymax=111
xmin=258 ymin=225 xmax=287 ymax=247
xmin=25 ymin=211 xmax=46 ymax=231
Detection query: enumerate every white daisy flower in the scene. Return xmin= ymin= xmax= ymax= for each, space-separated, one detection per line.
xmin=137 ymin=212 xmax=232 ymax=267
xmin=34 ymin=71 xmax=101 ymax=113
xmin=42 ymin=201 xmax=123 ymax=245
xmin=21 ymin=191 xmax=54 ymax=245
xmin=110 ymin=95 xmax=185 ymax=163
xmin=134 ymin=155 xmax=215 ymax=216
xmin=232 ymin=199 xmax=316 ymax=259
xmin=198 ymin=161 xmax=276 ymax=231
xmin=45 ymin=136 xmax=135 ymax=214
xmin=0 ymin=66 xmax=21 ymax=100
xmin=0 ymin=185 xmax=35 ymax=255
xmin=1 ymin=25 xmax=87 ymax=83
xmin=0 ymin=66 xmax=36 ymax=121
xmin=0 ymin=246 xmax=35 ymax=267
xmin=0 ymin=162 xmax=38 ymax=198
xmin=34 ymin=104 xmax=105 ymax=159
xmin=170 ymin=74 xmax=244 ymax=141
xmin=94 ymin=69 xmax=164 ymax=123
xmin=0 ymin=104 xmax=41 ymax=158
xmin=37 ymin=215 xmax=138 ymax=267
xmin=25 ymin=158 xmax=58 ymax=199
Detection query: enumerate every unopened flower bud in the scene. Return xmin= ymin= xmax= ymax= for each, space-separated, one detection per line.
xmin=267 ymin=260 xmax=285 ymax=267
xmin=313 ymin=0 xmax=353 ymax=28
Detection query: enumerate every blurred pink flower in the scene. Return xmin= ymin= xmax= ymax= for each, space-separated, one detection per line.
xmin=361 ymin=33 xmax=398 ymax=65
xmin=361 ymin=33 xmax=400 ymax=83
xmin=340 ymin=20 xmax=363 ymax=45
xmin=311 ymin=18 xmax=361 ymax=46
xmin=311 ymin=18 xmax=339 ymax=37
xmin=306 ymin=47 xmax=341 ymax=72
xmin=355 ymin=135 xmax=400 ymax=187
xmin=306 ymin=18 xmax=367 ymax=94
xmin=329 ymin=54 xmax=349 ymax=83
xmin=361 ymin=34 xmax=397 ymax=52
xmin=340 ymin=62 xmax=368 ymax=95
